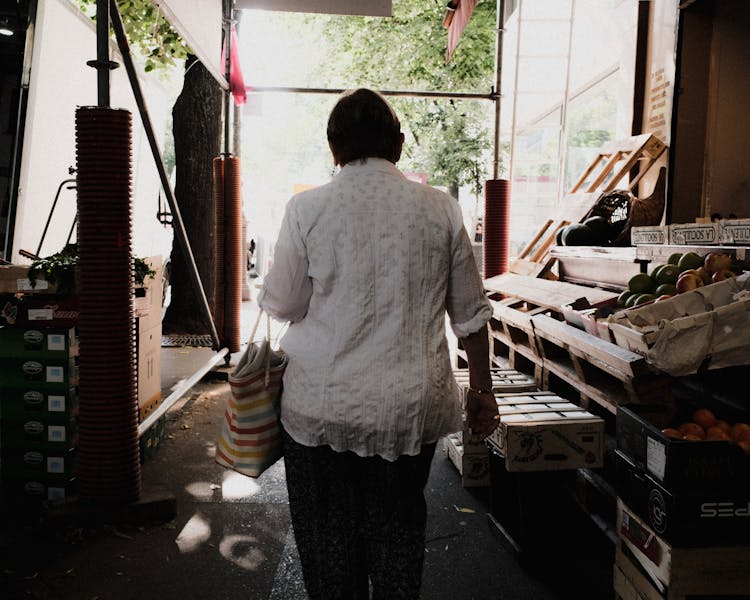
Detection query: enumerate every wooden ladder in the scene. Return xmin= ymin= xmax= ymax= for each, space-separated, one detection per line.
xmin=509 ymin=133 xmax=667 ymax=278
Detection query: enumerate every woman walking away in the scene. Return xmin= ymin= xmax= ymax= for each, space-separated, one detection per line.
xmin=258 ymin=88 xmax=497 ymax=600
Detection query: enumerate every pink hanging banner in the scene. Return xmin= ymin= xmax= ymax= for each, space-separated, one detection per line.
xmin=221 ymin=24 xmax=247 ymax=105
xmin=446 ymin=0 xmax=478 ymax=63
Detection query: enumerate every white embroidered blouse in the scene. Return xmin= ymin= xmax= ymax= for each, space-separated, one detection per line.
xmin=258 ymin=158 xmax=492 ymax=461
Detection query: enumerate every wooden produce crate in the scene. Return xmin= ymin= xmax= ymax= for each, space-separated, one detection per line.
xmin=443 ymin=432 xmax=490 ymax=488
xmin=608 ymin=272 xmax=750 ymax=376
xmin=549 ymin=246 xmax=646 ymax=291
xmin=448 ymin=368 xmax=540 ymax=487
xmin=531 ymin=313 xmax=671 ymax=415
xmin=615 ymin=499 xmax=750 ymax=599
xmin=486 ymin=391 xmax=604 ymax=472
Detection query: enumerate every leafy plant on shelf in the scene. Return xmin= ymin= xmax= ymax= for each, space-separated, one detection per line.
xmin=28 ymin=244 xmax=156 ymax=293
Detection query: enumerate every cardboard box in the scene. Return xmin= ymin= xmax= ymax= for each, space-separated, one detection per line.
xmin=0 ymin=294 xmax=80 ymax=328
xmin=615 ymin=507 xmax=750 ymax=598
xmin=0 ymin=265 xmax=61 ymax=294
xmin=443 ymin=432 xmax=490 ymax=487
xmin=720 ymin=218 xmax=750 ymax=245
xmin=615 ymin=449 xmax=750 ymax=547
xmin=1 ymin=387 xmax=79 ymax=421
xmin=0 ymin=326 xmax=77 ymax=359
xmin=138 ymin=323 xmax=162 ymax=421
xmin=1 ymin=447 xmax=77 ymax=478
xmin=139 ymin=415 xmax=166 ymax=462
xmin=454 ymin=367 xmax=538 ymax=395
xmin=1 ymin=415 xmax=78 ymax=451
xmin=488 ymin=397 xmax=604 ymax=472
xmin=136 ymin=255 xmax=163 ymax=335
xmin=0 ymin=357 xmax=78 ymax=390
xmin=1 ymin=475 xmax=77 ymax=504
xmin=631 ymin=225 xmax=668 ymax=245
xmin=608 ymin=272 xmax=750 ymax=375
xmin=615 ymin=403 xmax=749 ymax=493
xmin=669 ymin=221 xmax=721 ymax=245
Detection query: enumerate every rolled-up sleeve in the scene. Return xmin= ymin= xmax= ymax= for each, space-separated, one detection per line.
xmin=257 ymin=198 xmax=313 ymax=323
xmin=446 ymin=206 xmax=492 ymax=338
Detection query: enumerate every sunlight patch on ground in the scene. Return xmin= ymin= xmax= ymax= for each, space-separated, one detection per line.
xmin=175 ymin=512 xmax=212 ymax=553
xmin=219 ymin=534 xmax=266 ymax=571
xmin=185 ymin=480 xmax=219 ymax=501
xmin=222 ymin=470 xmax=261 ymax=500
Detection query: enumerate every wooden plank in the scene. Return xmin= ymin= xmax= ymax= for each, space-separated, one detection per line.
xmin=484 ymin=273 xmax=618 ymax=310
xmin=531 ymin=313 xmax=649 ymax=379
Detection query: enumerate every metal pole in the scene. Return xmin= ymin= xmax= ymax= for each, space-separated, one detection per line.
xmin=492 ymin=0 xmax=505 ymax=179
xmin=246 ymin=85 xmax=495 ymax=101
xmin=138 ymin=347 xmax=230 ymax=437
xmin=109 ymin=0 xmax=221 ymax=350
xmin=86 ymin=0 xmax=118 ymax=107
xmin=223 ymin=0 xmax=233 ymax=157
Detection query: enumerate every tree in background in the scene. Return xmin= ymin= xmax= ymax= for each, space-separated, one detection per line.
xmin=74 ymin=0 xmax=221 ymax=335
xmin=311 ymin=0 xmax=497 ymax=198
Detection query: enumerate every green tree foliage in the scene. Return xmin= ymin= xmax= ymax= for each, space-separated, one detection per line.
xmin=73 ymin=0 xmax=189 ymax=72
xmin=309 ymin=0 xmax=497 ymax=195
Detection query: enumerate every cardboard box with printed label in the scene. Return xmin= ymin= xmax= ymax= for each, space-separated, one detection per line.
xmin=1 ymin=387 xmax=78 ymax=422
xmin=0 ymin=357 xmax=78 ymax=390
xmin=615 ymin=402 xmax=749 ymax=494
xmin=615 ymin=449 xmax=750 ymax=547
xmin=486 ymin=392 xmax=604 ymax=472
xmin=615 ymin=499 xmax=750 ymax=596
xmin=0 ymin=326 xmax=77 ymax=359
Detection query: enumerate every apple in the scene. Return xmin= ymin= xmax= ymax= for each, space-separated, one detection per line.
xmin=704 ymin=252 xmax=733 ymax=274
xmin=712 ymin=268 xmax=737 ymax=283
xmin=695 ymin=266 xmax=712 ymax=285
xmin=676 ymin=272 xmax=704 ymax=293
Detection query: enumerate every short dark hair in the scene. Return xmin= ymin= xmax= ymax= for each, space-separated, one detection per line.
xmin=327 ymin=88 xmax=402 ymax=165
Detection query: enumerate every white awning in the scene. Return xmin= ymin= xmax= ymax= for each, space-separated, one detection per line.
xmin=151 ymin=0 xmax=392 ymax=89
xmin=235 ymin=0 xmax=392 ymax=17
xmin=153 ymin=0 xmax=227 ymax=88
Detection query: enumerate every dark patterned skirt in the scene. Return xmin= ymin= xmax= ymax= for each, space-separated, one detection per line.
xmin=282 ymin=428 xmax=437 ymax=600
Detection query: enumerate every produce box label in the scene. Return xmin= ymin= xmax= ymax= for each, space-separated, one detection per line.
xmin=720 ymin=219 xmax=750 ymax=244
xmin=668 ymin=222 xmax=720 ymax=245
xmin=630 ymin=226 xmax=668 ymax=245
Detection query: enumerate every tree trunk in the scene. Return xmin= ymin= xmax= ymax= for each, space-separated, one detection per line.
xmin=162 ymin=56 xmax=223 ymax=335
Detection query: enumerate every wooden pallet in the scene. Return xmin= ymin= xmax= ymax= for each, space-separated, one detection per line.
xmin=531 ymin=313 xmax=672 ymax=414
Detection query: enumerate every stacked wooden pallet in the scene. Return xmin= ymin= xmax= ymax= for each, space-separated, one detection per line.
xmin=479 ymin=273 xmax=672 ymax=416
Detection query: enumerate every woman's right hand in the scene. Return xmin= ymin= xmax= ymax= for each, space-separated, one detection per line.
xmin=465 ymin=390 xmax=499 ymax=438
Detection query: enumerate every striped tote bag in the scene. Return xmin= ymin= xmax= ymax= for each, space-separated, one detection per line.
xmin=216 ymin=311 xmax=287 ymax=477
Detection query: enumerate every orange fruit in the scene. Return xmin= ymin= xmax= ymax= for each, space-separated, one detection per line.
xmin=706 ymin=427 xmax=730 ymax=441
xmin=730 ymin=422 xmax=750 ymax=441
xmin=737 ymin=429 xmax=750 ymax=443
xmin=714 ymin=419 xmax=731 ymax=435
xmin=692 ymin=408 xmax=717 ymax=429
xmin=737 ymin=440 xmax=750 ymax=455
xmin=679 ymin=422 xmax=705 ymax=439
xmin=683 ymin=433 xmax=703 ymax=441
xmin=661 ymin=428 xmax=683 ymax=440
